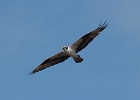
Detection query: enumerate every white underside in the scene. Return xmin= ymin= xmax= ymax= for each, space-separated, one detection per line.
xmin=63 ymin=46 xmax=78 ymax=58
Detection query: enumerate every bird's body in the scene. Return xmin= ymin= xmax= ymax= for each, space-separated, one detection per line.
xmin=62 ymin=46 xmax=83 ymax=63
xmin=62 ymin=46 xmax=77 ymax=58
xmin=30 ymin=22 xmax=108 ymax=74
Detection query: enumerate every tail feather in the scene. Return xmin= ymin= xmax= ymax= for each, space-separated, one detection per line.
xmin=73 ymin=55 xmax=83 ymax=63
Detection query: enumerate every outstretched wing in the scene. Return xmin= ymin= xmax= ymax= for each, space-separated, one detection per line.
xmin=30 ymin=52 xmax=70 ymax=74
xmin=70 ymin=22 xmax=108 ymax=53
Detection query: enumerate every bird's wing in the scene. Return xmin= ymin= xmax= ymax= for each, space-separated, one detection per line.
xmin=30 ymin=52 xmax=70 ymax=74
xmin=70 ymin=22 xmax=108 ymax=53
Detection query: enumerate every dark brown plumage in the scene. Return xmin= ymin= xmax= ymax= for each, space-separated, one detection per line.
xmin=30 ymin=52 xmax=69 ymax=74
xmin=30 ymin=22 xmax=108 ymax=74
xmin=71 ymin=22 xmax=108 ymax=53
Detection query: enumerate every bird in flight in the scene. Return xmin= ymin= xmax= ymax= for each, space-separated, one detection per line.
xmin=30 ymin=22 xmax=108 ymax=74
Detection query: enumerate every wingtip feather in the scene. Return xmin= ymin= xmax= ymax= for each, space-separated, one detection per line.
xmin=98 ymin=21 xmax=108 ymax=29
xmin=28 ymin=70 xmax=36 ymax=75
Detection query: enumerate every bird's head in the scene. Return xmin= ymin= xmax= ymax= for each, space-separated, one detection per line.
xmin=62 ymin=46 xmax=68 ymax=51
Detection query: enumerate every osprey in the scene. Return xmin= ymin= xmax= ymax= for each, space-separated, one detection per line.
xmin=30 ymin=22 xmax=108 ymax=74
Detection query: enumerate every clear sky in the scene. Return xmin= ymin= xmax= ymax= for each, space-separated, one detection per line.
xmin=0 ymin=0 xmax=140 ymax=100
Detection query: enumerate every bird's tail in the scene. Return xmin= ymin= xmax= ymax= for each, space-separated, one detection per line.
xmin=73 ymin=55 xmax=83 ymax=63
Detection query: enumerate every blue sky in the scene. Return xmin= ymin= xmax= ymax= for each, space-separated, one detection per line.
xmin=0 ymin=0 xmax=140 ymax=100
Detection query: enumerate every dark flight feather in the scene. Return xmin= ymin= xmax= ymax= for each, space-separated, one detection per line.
xmin=30 ymin=52 xmax=69 ymax=74
xmin=71 ymin=22 xmax=108 ymax=53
